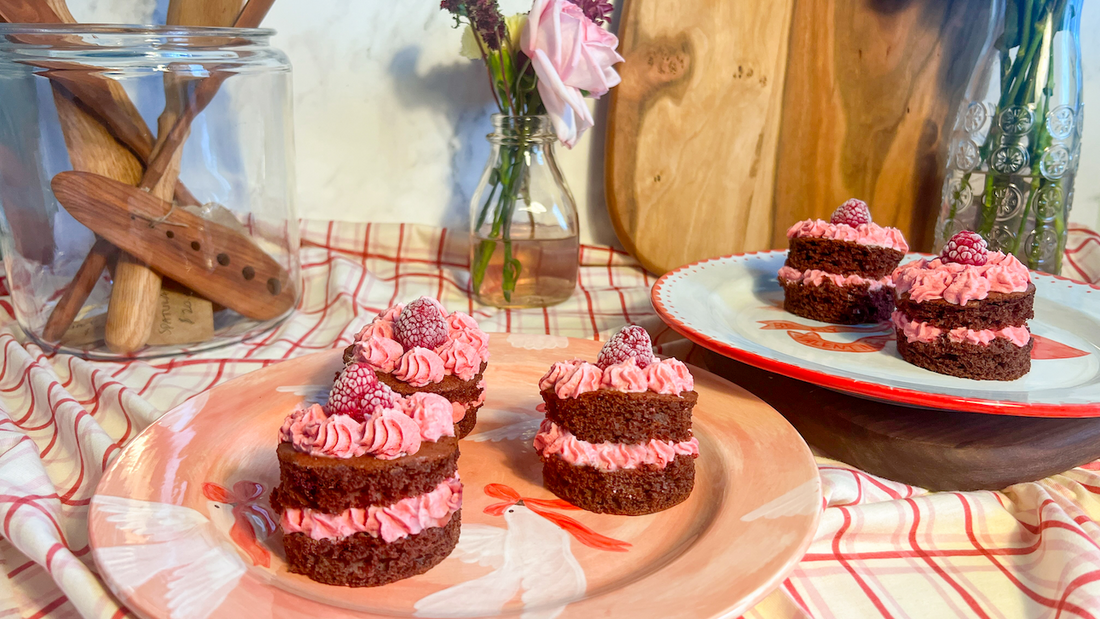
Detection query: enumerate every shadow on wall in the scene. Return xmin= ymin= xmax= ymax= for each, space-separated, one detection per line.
xmin=389 ymin=45 xmax=498 ymax=233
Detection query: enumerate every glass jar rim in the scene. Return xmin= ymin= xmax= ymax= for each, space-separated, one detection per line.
xmin=0 ymin=23 xmax=274 ymax=39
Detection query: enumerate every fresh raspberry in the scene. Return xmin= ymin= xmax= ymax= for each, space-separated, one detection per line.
xmin=393 ymin=297 xmax=448 ymax=351
xmin=829 ymin=199 xmax=872 ymax=227
xmin=941 ymin=230 xmax=988 ymax=266
xmin=596 ymin=325 xmax=656 ymax=369
xmin=326 ymin=363 xmax=398 ymax=421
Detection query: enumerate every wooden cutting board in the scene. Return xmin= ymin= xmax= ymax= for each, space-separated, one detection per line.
xmin=606 ymin=0 xmax=795 ymax=275
xmin=606 ymin=0 xmax=992 ymax=274
xmin=707 ymin=352 xmax=1100 ymax=491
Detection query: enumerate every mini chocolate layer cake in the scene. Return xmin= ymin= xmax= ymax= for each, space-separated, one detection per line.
xmin=780 ymin=202 xmax=908 ymax=325
xmin=895 ymin=332 xmax=1033 ymax=381
xmin=272 ymin=437 xmax=459 ymax=513
xmin=343 ymin=343 xmax=485 ymax=439
xmin=283 ymin=513 xmax=461 ymax=587
xmin=787 ymin=236 xmax=905 ymax=280
xmin=540 ymin=388 xmax=696 ymax=444
xmin=781 ymin=277 xmax=895 ymax=325
xmin=541 ymin=452 xmax=694 ymax=516
xmin=891 ymin=236 xmax=1034 ymax=381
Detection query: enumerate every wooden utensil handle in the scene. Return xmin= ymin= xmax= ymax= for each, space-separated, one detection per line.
xmin=105 ymin=253 xmax=163 ymax=352
xmin=41 ymin=237 xmax=116 ymax=342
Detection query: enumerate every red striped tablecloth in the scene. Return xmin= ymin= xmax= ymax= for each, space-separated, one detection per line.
xmin=3 ymin=221 xmax=1100 ymax=619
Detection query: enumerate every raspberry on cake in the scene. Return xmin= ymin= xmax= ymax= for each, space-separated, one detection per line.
xmin=271 ymin=363 xmax=462 ymax=587
xmin=780 ymin=198 xmax=910 ymax=324
xmin=533 ymin=326 xmax=699 ymax=516
xmin=891 ymin=230 xmax=1034 ymax=381
xmin=345 ymin=297 xmax=489 ymax=438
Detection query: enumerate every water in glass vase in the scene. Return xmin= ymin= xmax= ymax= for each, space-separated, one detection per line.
xmin=471 ymin=236 xmax=579 ymax=308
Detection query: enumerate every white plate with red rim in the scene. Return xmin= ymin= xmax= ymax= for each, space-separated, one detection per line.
xmin=652 ymin=250 xmax=1100 ymax=418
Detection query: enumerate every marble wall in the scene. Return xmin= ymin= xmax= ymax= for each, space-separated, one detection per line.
xmin=68 ymin=0 xmax=1100 ymax=249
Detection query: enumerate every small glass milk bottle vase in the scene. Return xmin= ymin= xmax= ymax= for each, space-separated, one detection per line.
xmin=934 ymin=0 xmax=1082 ymax=273
xmin=470 ymin=115 xmax=580 ymax=308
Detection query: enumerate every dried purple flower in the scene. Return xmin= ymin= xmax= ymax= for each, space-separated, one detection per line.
xmin=568 ymin=0 xmax=613 ymax=25
xmin=467 ymin=0 xmax=506 ymax=51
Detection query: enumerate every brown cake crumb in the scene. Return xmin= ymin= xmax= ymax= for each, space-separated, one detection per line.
xmin=540 ymin=388 xmax=696 ymax=444
xmin=272 ymin=438 xmax=459 ymax=512
xmin=895 ymin=285 xmax=1036 ymax=330
xmin=787 ymin=236 xmax=905 ymax=279
xmin=540 ymin=452 xmax=695 ymax=516
xmin=895 ymin=330 xmax=1033 ymax=381
xmin=282 ymin=512 xmax=460 ymax=587
xmin=780 ymin=277 xmax=894 ymax=324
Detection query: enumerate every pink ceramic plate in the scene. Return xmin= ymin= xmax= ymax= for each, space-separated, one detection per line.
xmin=90 ymin=335 xmax=821 ymax=619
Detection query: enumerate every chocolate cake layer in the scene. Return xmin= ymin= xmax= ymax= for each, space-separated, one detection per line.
xmin=454 ymin=403 xmax=480 ymax=439
xmin=895 ymin=284 xmax=1036 ymax=330
xmin=780 ymin=278 xmax=894 ymax=324
xmin=787 ymin=237 xmax=905 ymax=279
xmin=895 ymin=329 xmax=1033 ymax=381
xmin=541 ymin=453 xmax=695 ymax=516
xmin=283 ymin=511 xmax=460 ymax=587
xmin=272 ymin=437 xmax=459 ymax=512
xmin=377 ymin=363 xmax=486 ymax=398
xmin=540 ymin=388 xmax=697 ymax=444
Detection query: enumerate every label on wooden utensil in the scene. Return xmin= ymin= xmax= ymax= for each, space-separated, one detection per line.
xmin=62 ymin=312 xmax=107 ymax=347
xmin=146 ymin=287 xmax=215 ymax=346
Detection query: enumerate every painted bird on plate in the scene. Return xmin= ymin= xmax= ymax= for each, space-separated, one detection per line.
xmin=414 ymin=484 xmax=629 ymax=619
xmin=91 ymin=481 xmax=274 ymax=619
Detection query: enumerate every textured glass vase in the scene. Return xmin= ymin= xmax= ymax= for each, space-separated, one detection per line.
xmin=469 ymin=115 xmax=580 ymax=308
xmin=934 ymin=0 xmax=1082 ymax=273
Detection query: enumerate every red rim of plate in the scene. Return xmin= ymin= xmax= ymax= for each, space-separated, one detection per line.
xmin=652 ymin=249 xmax=1100 ymax=418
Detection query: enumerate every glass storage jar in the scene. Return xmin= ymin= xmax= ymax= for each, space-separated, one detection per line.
xmin=0 ymin=25 xmax=299 ymax=358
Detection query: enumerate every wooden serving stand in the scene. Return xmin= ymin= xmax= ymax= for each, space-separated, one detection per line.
xmin=705 ymin=352 xmax=1100 ymax=491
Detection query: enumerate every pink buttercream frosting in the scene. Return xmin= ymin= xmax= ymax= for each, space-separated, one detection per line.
xmin=280 ymin=389 xmax=456 ymax=460
xmin=539 ymin=358 xmax=694 ymax=398
xmin=892 ymin=252 xmax=1030 ymax=305
xmin=394 ymin=347 xmax=446 ymax=387
xmin=450 ymin=380 xmax=487 ymax=422
xmin=354 ymin=335 xmax=405 ymax=373
xmin=281 ymin=475 xmax=462 ymax=543
xmin=533 ymin=420 xmax=699 ymax=471
xmin=401 ymin=393 xmax=456 ymax=441
xmin=600 ymin=358 xmax=647 ymax=392
xmin=355 ymin=303 xmax=489 ymax=385
xmin=778 ymin=265 xmax=892 ymax=292
xmin=539 ymin=360 xmax=584 ymax=391
xmin=438 ymin=339 xmax=483 ymax=381
xmin=787 ymin=219 xmax=910 ymax=252
xmin=891 ymin=311 xmax=1031 ymax=347
xmin=553 ymin=363 xmax=604 ymax=399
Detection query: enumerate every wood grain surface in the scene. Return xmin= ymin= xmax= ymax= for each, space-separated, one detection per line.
xmin=707 ymin=352 xmax=1100 ymax=491
xmin=771 ymin=0 xmax=991 ymax=251
xmin=606 ymin=0 xmax=795 ymax=275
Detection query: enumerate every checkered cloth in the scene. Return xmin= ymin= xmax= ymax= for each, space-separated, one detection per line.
xmin=3 ymin=221 xmax=1100 ymax=618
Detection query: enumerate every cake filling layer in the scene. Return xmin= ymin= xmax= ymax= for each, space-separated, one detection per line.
xmin=778 ymin=265 xmax=892 ymax=291
xmin=891 ymin=311 xmax=1030 ymax=347
xmin=450 ymin=380 xmax=486 ymax=422
xmin=533 ymin=419 xmax=698 ymax=471
xmin=892 ymin=252 xmax=1030 ymax=305
xmin=786 ymin=219 xmax=910 ymax=252
xmin=282 ymin=475 xmax=462 ymax=543
xmin=539 ymin=358 xmax=694 ymax=399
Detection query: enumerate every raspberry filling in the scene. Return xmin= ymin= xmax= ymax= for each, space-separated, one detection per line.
xmin=533 ymin=420 xmax=698 ymax=471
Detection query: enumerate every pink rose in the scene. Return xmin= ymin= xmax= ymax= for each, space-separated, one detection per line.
xmin=522 ymin=0 xmax=624 ymax=147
